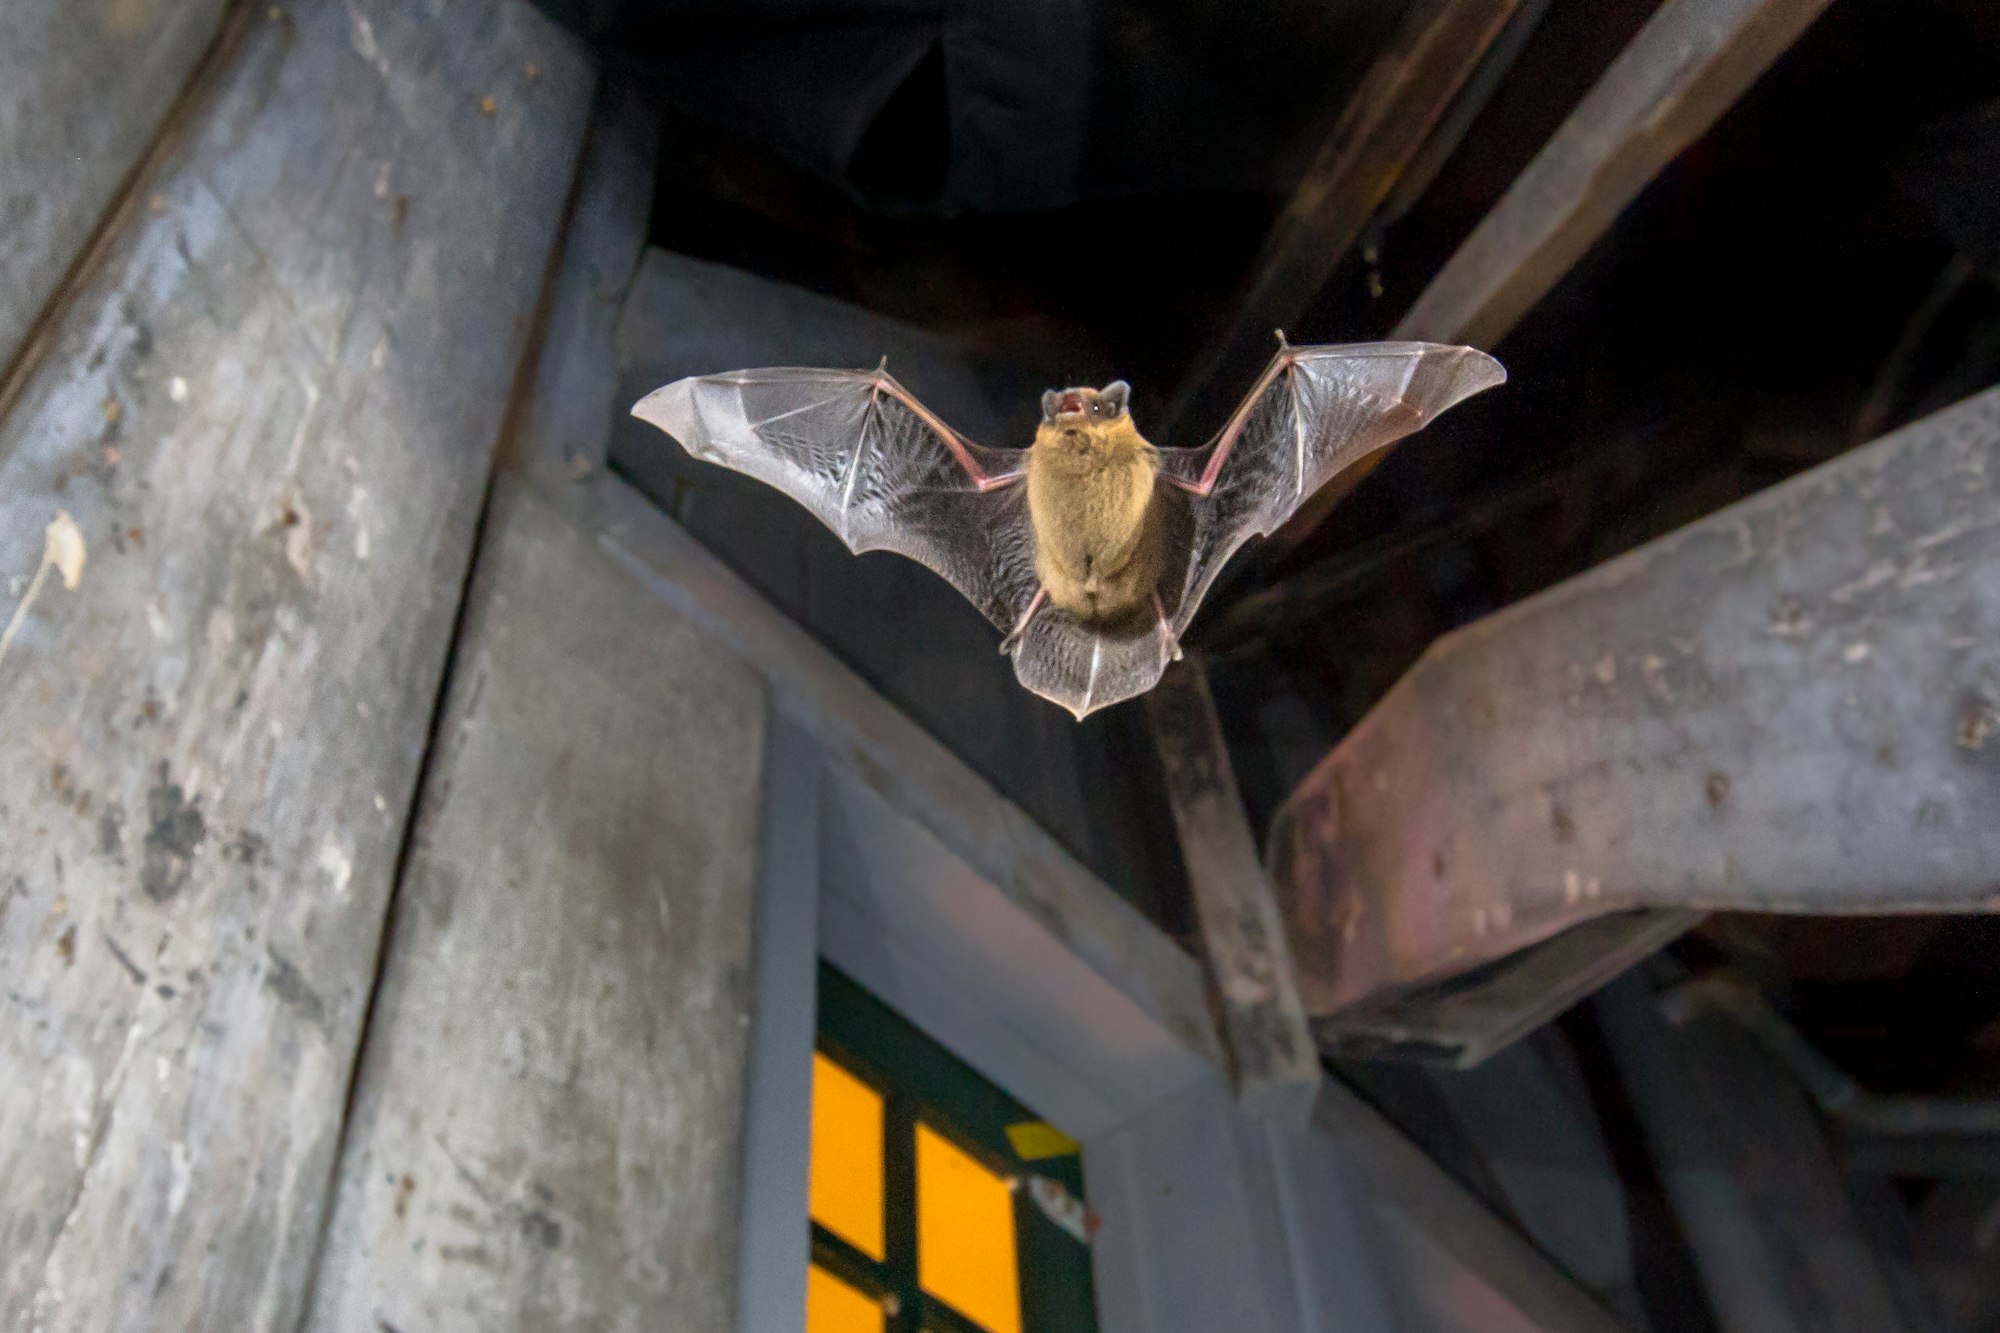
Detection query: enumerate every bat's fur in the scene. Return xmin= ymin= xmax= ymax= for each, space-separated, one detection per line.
xmin=1027 ymin=386 xmax=1163 ymax=631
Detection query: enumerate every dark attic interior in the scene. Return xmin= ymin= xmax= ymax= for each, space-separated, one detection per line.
xmin=3 ymin=0 xmax=1998 ymax=1330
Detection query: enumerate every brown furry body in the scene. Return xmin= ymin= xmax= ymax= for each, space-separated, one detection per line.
xmin=1026 ymin=415 xmax=1163 ymax=628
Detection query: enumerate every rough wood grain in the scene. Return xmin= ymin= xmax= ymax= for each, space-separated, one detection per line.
xmin=1270 ymin=385 xmax=2000 ymax=1017
xmin=0 ymin=3 xmax=591 ymax=1328
xmin=303 ymin=482 xmax=768 ymax=1333
xmin=1146 ymin=660 xmax=1318 ymax=1125
xmin=0 ymin=0 xmax=231 ymax=383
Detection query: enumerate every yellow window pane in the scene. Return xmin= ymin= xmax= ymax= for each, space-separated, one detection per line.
xmin=811 ymin=1052 xmax=885 ymax=1260
xmin=807 ymin=1264 xmax=884 ymax=1333
xmin=916 ymin=1124 xmax=1022 ymax=1333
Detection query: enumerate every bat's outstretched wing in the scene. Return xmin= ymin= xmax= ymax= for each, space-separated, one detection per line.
xmin=1157 ymin=341 xmax=1506 ymax=638
xmin=631 ymin=367 xmax=1037 ymax=630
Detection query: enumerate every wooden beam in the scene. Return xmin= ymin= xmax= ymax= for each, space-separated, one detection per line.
xmin=505 ymin=70 xmax=664 ymax=492
xmin=0 ymin=0 xmax=231 ymax=385
xmin=1397 ymin=0 xmax=1836 ymax=348
xmin=302 ymin=483 xmax=769 ymax=1331
xmin=1146 ymin=659 xmax=1319 ymax=1124
xmin=1266 ymin=0 xmax=1835 ymax=558
xmin=0 ymin=3 xmax=592 ymax=1326
xmin=1161 ymin=0 xmax=1520 ymax=439
xmin=1268 ymin=385 xmax=2000 ymax=1022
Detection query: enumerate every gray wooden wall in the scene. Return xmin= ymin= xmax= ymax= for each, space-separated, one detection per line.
xmin=0 ymin=2 xmax=601 ymax=1326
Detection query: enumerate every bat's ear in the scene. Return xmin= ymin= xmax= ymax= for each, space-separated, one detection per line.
xmin=1041 ymin=389 xmax=1063 ymax=422
xmin=1099 ymin=380 xmax=1131 ymax=415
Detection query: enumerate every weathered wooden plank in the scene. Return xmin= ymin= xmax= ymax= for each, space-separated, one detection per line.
xmin=505 ymin=70 xmax=663 ymax=492
xmin=0 ymin=3 xmax=592 ymax=1327
xmin=303 ymin=482 xmax=767 ymax=1333
xmin=0 ymin=0 xmax=232 ymax=384
xmin=1274 ymin=0 xmax=1833 ymax=554
xmin=1160 ymin=0 xmax=1520 ymax=440
xmin=1269 ymin=384 xmax=2000 ymax=1020
xmin=1146 ymin=660 xmax=1318 ymax=1124
xmin=1395 ymin=0 xmax=1835 ymax=349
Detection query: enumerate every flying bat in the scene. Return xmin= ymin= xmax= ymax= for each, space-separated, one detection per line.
xmin=631 ymin=338 xmax=1504 ymax=718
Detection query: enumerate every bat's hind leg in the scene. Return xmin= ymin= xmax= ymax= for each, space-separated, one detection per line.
xmin=999 ymin=587 xmax=1048 ymax=655
xmin=1152 ymin=591 xmax=1183 ymax=668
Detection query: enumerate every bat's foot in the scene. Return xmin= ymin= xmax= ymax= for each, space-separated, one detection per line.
xmin=1153 ymin=592 xmax=1183 ymax=669
xmin=1001 ymin=586 xmax=1048 ymax=655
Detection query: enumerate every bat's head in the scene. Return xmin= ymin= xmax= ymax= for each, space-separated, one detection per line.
xmin=1041 ymin=380 xmax=1130 ymax=425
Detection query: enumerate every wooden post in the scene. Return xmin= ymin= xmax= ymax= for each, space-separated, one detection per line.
xmin=302 ymin=484 xmax=770 ymax=1332
xmin=1147 ymin=659 xmax=1319 ymax=1125
xmin=0 ymin=3 xmax=592 ymax=1326
xmin=0 ymin=0 xmax=231 ymax=383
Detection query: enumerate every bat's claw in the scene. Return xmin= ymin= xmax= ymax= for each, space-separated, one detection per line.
xmin=1153 ymin=592 xmax=1183 ymax=669
xmin=1002 ymin=586 xmax=1048 ymax=656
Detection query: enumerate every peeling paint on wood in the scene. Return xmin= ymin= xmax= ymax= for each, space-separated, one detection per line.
xmin=0 ymin=2 xmax=592 ymax=1327
xmin=303 ymin=482 xmax=768 ymax=1333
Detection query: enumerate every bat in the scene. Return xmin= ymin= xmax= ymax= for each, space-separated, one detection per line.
xmin=631 ymin=338 xmax=1504 ymax=718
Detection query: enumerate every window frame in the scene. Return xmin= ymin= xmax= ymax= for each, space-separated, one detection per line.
xmin=811 ymin=962 xmax=1097 ymax=1333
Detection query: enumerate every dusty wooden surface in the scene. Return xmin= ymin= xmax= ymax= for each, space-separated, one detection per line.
xmin=0 ymin=0 xmax=231 ymax=382
xmin=1270 ymin=384 xmax=2000 ymax=1016
xmin=304 ymin=482 xmax=767 ymax=1333
xmin=1145 ymin=660 xmax=1317 ymax=1123
xmin=0 ymin=1 xmax=591 ymax=1327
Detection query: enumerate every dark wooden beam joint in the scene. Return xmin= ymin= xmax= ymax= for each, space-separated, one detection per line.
xmin=1397 ymin=0 xmax=1838 ymax=351
xmin=1163 ymin=0 xmax=1521 ymax=439
xmin=1148 ymin=658 xmax=1319 ymax=1124
xmin=1268 ymin=0 xmax=1837 ymax=559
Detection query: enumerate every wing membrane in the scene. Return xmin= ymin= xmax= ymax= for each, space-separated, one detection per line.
xmin=1158 ymin=342 xmax=1505 ymax=638
xmin=633 ymin=367 xmax=1036 ymax=627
